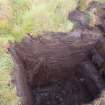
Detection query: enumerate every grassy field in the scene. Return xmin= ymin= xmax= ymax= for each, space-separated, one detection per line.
xmin=0 ymin=0 xmax=104 ymax=105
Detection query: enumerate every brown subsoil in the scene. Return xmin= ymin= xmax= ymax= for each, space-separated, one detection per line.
xmin=9 ymin=29 xmax=105 ymax=105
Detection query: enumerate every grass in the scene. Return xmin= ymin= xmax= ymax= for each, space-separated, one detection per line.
xmin=0 ymin=37 xmax=20 ymax=105
xmin=9 ymin=0 xmax=77 ymax=41
xmin=0 ymin=50 xmax=19 ymax=105
xmin=0 ymin=0 xmax=104 ymax=105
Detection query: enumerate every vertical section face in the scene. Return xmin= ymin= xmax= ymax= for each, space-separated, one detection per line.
xmin=9 ymin=47 xmax=34 ymax=105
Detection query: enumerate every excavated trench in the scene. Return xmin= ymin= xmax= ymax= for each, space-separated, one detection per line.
xmin=9 ymin=29 xmax=105 ymax=105
xmin=9 ymin=2 xmax=105 ymax=105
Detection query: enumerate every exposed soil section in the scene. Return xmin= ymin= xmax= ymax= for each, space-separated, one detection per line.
xmin=9 ymin=1 xmax=105 ymax=105
xmin=9 ymin=30 xmax=105 ymax=105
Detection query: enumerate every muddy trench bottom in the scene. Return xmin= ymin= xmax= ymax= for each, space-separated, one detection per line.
xmin=32 ymin=76 xmax=97 ymax=105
